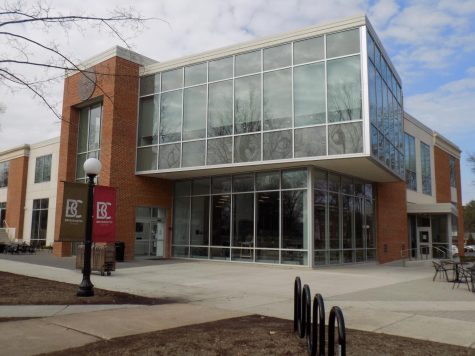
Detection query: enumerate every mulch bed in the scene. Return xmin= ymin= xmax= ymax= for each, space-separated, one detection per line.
xmin=0 ymin=271 xmax=178 ymax=305
xmin=43 ymin=315 xmax=474 ymax=356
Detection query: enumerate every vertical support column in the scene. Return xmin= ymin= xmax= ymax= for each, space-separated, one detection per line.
xmin=307 ymin=167 xmax=314 ymax=268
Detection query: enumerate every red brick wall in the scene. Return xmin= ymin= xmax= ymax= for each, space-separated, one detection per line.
xmin=376 ymin=181 xmax=408 ymax=263
xmin=54 ymin=57 xmax=173 ymax=260
xmin=5 ymin=156 xmax=29 ymax=239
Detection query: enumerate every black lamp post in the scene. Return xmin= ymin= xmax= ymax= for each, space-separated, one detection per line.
xmin=77 ymin=157 xmax=101 ymax=297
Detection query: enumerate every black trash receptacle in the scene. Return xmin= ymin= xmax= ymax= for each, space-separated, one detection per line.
xmin=115 ymin=241 xmax=125 ymax=262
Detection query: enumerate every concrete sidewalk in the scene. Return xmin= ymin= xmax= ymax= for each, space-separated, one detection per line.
xmin=0 ymin=304 xmax=247 ymax=356
xmin=1 ymin=257 xmax=475 ymax=353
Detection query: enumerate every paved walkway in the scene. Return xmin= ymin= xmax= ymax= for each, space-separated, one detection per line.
xmin=1 ymin=256 xmax=475 ymax=355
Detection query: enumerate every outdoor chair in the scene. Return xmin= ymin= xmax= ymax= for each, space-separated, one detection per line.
xmin=452 ymin=264 xmax=473 ymax=292
xmin=432 ymin=260 xmax=449 ymax=281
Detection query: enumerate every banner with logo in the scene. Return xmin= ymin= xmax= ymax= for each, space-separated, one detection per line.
xmin=59 ymin=182 xmax=88 ymax=242
xmin=92 ymin=185 xmax=117 ymax=243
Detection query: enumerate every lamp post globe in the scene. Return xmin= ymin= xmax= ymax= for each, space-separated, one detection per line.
xmin=84 ymin=157 xmax=101 ymax=176
xmin=77 ymin=157 xmax=101 ymax=297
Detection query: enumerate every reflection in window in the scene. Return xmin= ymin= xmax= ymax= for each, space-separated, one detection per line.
xmin=256 ymin=171 xmax=280 ymax=190
xmin=182 ymin=141 xmax=205 ymax=167
xmin=421 ymin=142 xmax=431 ymax=195
xmin=34 ymin=154 xmax=52 ymax=183
xmin=263 ymin=130 xmax=292 ymax=160
xmin=282 ymin=169 xmax=307 ymax=189
xmin=140 ymin=74 xmax=160 ymax=96
xmin=294 ymin=36 xmax=324 ymax=65
xmin=282 ymin=190 xmax=307 ymax=249
xmin=328 ymin=122 xmax=363 ymax=155
xmin=329 ymin=192 xmax=339 ymax=249
xmin=355 ymin=197 xmax=363 ymax=248
xmin=263 ymin=69 xmax=292 ymax=130
xmin=211 ymin=195 xmax=231 ymax=246
xmin=138 ymin=96 xmax=159 ymax=146
xmin=327 ymin=56 xmax=361 ymax=122
xmin=183 ymin=86 xmax=206 ymax=140
xmin=160 ymin=90 xmax=182 ymax=143
xmin=256 ymin=191 xmax=279 ymax=248
xmin=449 ymin=156 xmax=456 ymax=188
xmin=294 ymin=126 xmax=326 ymax=158
xmin=207 ymin=137 xmax=232 ymax=165
xmin=234 ymin=134 xmax=261 ymax=163
xmin=208 ymin=80 xmax=233 ymax=137
xmin=404 ymin=133 xmax=416 ymax=191
xmin=0 ymin=161 xmax=9 ymax=188
xmin=158 ymin=143 xmax=180 ymax=169
xmin=185 ymin=63 xmax=207 ymax=86
xmin=191 ymin=196 xmax=209 ymax=245
xmin=263 ymin=44 xmax=291 ymax=70
xmin=342 ymin=195 xmax=353 ymax=249
xmin=235 ymin=50 xmax=261 ymax=76
xmin=314 ymin=190 xmax=326 ymax=250
xmin=162 ymin=68 xmax=183 ymax=91
xmin=232 ymin=193 xmax=254 ymax=247
xmin=233 ymin=174 xmax=254 ymax=192
xmin=30 ymin=198 xmax=48 ymax=246
xmin=326 ymin=29 xmax=360 ymax=58
xmin=173 ymin=197 xmax=190 ymax=245
xmin=136 ymin=146 xmax=158 ymax=171
xmin=209 ymin=57 xmax=233 ymax=82
xmin=294 ymin=63 xmax=325 ymax=126
xmin=77 ymin=103 xmax=102 ymax=181
xmin=235 ymin=75 xmax=261 ymax=133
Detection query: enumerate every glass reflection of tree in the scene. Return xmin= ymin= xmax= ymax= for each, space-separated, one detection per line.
xmin=328 ymin=83 xmax=362 ymax=122
xmin=208 ymin=89 xmax=232 ymax=136
xmin=235 ymin=86 xmax=261 ymax=133
xmin=208 ymin=138 xmax=231 ymax=165
xmin=282 ymin=191 xmax=304 ymax=249
xmin=235 ymin=135 xmax=260 ymax=162
xmin=161 ymin=144 xmax=180 ymax=168
xmin=264 ymin=131 xmax=291 ymax=160
xmin=159 ymin=94 xmax=181 ymax=143
xmin=329 ymin=123 xmax=362 ymax=154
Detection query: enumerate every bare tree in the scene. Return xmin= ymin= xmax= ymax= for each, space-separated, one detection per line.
xmin=0 ymin=0 xmax=157 ymax=124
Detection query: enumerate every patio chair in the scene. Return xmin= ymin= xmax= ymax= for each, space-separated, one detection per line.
xmin=432 ymin=260 xmax=449 ymax=281
xmin=452 ymin=264 xmax=473 ymax=292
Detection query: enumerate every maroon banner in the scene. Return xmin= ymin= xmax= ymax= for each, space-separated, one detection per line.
xmin=92 ymin=186 xmax=117 ymax=243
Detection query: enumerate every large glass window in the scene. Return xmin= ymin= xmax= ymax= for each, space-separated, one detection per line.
xmin=77 ymin=103 xmax=102 ymax=181
xmin=208 ymin=80 xmax=233 ymax=137
xmin=159 ymin=90 xmax=182 ymax=143
xmin=282 ymin=190 xmax=307 ymax=250
xmin=327 ymin=56 xmax=362 ymax=122
xmin=449 ymin=156 xmax=456 ymax=188
xmin=263 ymin=69 xmax=292 ymax=130
xmin=211 ymin=194 xmax=231 ymax=247
xmin=294 ymin=63 xmax=326 ymax=126
xmin=0 ymin=161 xmax=8 ymax=188
xmin=233 ymin=193 xmax=254 ymax=247
xmin=235 ymin=75 xmax=261 ymax=134
xmin=34 ymin=154 xmax=52 ymax=183
xmin=421 ymin=142 xmax=431 ymax=195
xmin=404 ymin=133 xmax=416 ymax=191
xmin=256 ymin=191 xmax=279 ymax=248
xmin=183 ymin=86 xmax=206 ymax=140
xmin=137 ymin=95 xmax=159 ymax=146
xmin=30 ymin=198 xmax=48 ymax=247
xmin=326 ymin=29 xmax=360 ymax=58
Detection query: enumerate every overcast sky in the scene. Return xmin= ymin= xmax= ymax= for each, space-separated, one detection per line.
xmin=1 ymin=0 xmax=474 ymax=203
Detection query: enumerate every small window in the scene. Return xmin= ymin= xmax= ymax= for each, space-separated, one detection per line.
xmin=0 ymin=161 xmax=9 ymax=188
xmin=34 ymin=154 xmax=52 ymax=183
xmin=449 ymin=156 xmax=456 ymax=188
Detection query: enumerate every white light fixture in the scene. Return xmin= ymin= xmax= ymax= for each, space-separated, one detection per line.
xmin=83 ymin=158 xmax=101 ymax=176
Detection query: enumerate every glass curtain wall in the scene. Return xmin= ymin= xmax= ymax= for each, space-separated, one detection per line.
xmin=404 ymin=133 xmax=416 ymax=191
xmin=367 ymin=31 xmax=404 ymax=178
xmin=172 ymin=168 xmax=308 ymax=265
xmin=138 ymin=28 xmax=365 ymax=172
xmin=172 ymin=167 xmax=376 ymax=266
xmin=420 ymin=142 xmax=431 ymax=195
xmin=313 ymin=169 xmax=376 ymax=265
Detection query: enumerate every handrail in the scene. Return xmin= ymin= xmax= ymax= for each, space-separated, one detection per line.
xmin=400 ymin=245 xmax=451 ymax=261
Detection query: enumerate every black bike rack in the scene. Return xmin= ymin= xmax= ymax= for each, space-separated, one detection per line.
xmin=293 ymin=276 xmax=346 ymax=356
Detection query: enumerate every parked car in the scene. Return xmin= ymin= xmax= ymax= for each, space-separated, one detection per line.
xmin=451 ymin=244 xmax=459 ymax=257
xmin=464 ymin=245 xmax=475 ymax=252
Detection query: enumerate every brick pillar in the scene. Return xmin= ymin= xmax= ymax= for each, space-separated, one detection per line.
xmin=5 ymin=156 xmax=29 ymax=239
xmin=376 ymin=181 xmax=408 ymax=263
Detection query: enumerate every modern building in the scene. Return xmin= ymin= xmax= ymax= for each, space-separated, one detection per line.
xmin=1 ymin=15 xmax=464 ymax=266
xmin=0 ymin=137 xmax=59 ymax=246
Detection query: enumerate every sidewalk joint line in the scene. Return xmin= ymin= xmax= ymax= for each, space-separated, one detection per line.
xmin=373 ymin=314 xmax=414 ymax=332
xmin=53 ymin=305 xmax=70 ymax=316
xmin=48 ymin=321 xmax=105 ymax=341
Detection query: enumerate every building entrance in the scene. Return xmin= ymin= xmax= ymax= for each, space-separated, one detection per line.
xmin=417 ymin=227 xmax=432 ymax=259
xmin=135 ymin=207 xmax=166 ymax=257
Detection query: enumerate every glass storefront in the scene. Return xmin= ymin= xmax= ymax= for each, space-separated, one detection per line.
xmin=172 ymin=167 xmax=375 ymax=266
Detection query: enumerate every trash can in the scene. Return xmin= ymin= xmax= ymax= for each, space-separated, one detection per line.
xmin=115 ymin=241 xmax=125 ymax=262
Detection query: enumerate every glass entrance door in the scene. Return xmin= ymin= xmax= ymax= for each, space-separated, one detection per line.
xmin=135 ymin=207 xmax=166 ymax=257
xmin=417 ymin=227 xmax=432 ymax=259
